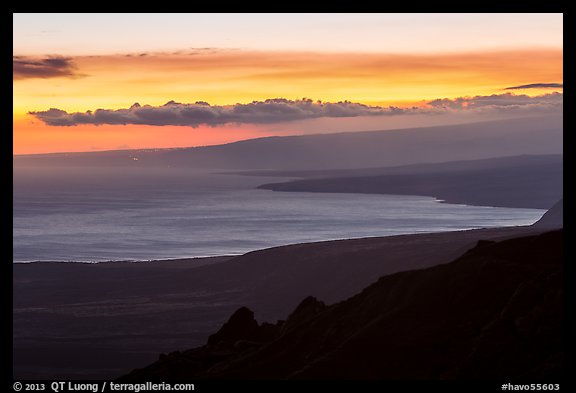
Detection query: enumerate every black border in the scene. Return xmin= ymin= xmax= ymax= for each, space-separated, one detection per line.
xmin=10 ymin=11 xmax=570 ymax=391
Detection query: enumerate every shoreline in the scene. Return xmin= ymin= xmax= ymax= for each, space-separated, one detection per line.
xmin=12 ymin=221 xmax=545 ymax=265
xmin=254 ymin=154 xmax=562 ymax=210
xmin=12 ymin=255 xmax=238 ymax=265
xmin=258 ymin=185 xmax=556 ymax=210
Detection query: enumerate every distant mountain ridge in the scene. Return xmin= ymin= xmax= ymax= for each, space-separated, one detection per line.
xmin=258 ymin=154 xmax=563 ymax=209
xmin=233 ymin=154 xmax=563 ymax=179
xmin=15 ymin=116 xmax=562 ymax=170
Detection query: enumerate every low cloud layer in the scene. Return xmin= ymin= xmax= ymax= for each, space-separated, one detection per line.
xmin=13 ymin=56 xmax=80 ymax=79
xmin=427 ymin=92 xmax=563 ymax=112
xmin=504 ymin=83 xmax=563 ymax=90
xmin=30 ymin=93 xmax=562 ymax=128
xmin=29 ymin=99 xmax=416 ymax=127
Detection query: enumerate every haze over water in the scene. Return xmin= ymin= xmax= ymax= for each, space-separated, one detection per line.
xmin=13 ymin=166 xmax=545 ymax=263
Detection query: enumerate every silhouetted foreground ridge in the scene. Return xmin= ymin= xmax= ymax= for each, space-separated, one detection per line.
xmin=120 ymin=229 xmax=563 ymax=380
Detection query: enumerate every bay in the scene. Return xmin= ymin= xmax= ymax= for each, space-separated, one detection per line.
xmin=13 ymin=166 xmax=545 ymax=263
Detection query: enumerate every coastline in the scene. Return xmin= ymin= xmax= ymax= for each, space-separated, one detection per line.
xmin=12 ymin=255 xmax=237 ymax=265
xmin=12 ymin=212 xmax=545 ymax=265
xmin=254 ymin=154 xmax=562 ymax=210
xmin=258 ymin=182 xmax=558 ymax=209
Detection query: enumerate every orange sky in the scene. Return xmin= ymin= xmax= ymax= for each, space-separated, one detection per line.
xmin=13 ymin=14 xmax=563 ymax=155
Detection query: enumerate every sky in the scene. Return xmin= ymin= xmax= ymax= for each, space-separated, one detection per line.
xmin=13 ymin=13 xmax=563 ymax=154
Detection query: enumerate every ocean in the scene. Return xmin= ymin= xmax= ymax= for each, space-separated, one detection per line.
xmin=13 ymin=166 xmax=546 ymax=263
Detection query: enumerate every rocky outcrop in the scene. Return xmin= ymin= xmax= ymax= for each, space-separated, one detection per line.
xmin=119 ymin=306 xmax=284 ymax=381
xmin=207 ymin=307 xmax=259 ymax=347
xmin=280 ymin=296 xmax=326 ymax=334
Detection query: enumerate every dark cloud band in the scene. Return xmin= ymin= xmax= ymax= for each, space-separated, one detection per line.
xmin=29 ymin=99 xmax=417 ymax=127
xmin=504 ymin=83 xmax=563 ymax=90
xmin=427 ymin=92 xmax=563 ymax=110
xmin=13 ymin=56 xmax=80 ymax=79
xmin=29 ymin=93 xmax=562 ymax=128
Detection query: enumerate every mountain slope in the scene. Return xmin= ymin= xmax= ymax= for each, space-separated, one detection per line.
xmin=121 ymin=229 xmax=563 ymax=380
xmin=532 ymin=199 xmax=563 ymax=228
xmin=15 ymin=116 xmax=562 ymax=170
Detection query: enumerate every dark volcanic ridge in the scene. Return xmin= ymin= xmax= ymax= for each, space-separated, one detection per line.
xmin=120 ymin=229 xmax=563 ymax=380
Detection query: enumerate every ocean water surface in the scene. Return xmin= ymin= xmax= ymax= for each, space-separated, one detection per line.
xmin=13 ymin=166 xmax=545 ymax=262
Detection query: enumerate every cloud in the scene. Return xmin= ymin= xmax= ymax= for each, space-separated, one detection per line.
xmin=13 ymin=56 xmax=81 ymax=79
xmin=504 ymin=83 xmax=563 ymax=90
xmin=29 ymin=99 xmax=418 ymax=127
xmin=427 ymin=92 xmax=563 ymax=112
xmin=29 ymin=93 xmax=562 ymax=128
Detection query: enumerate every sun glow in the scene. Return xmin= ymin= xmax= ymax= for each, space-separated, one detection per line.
xmin=13 ymin=14 xmax=562 ymax=155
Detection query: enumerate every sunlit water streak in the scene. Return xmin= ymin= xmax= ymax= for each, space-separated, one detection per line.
xmin=13 ymin=166 xmax=545 ymax=262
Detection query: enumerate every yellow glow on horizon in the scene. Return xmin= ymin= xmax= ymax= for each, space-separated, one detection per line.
xmin=14 ymin=49 xmax=563 ymax=110
xmin=13 ymin=48 xmax=562 ymax=154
